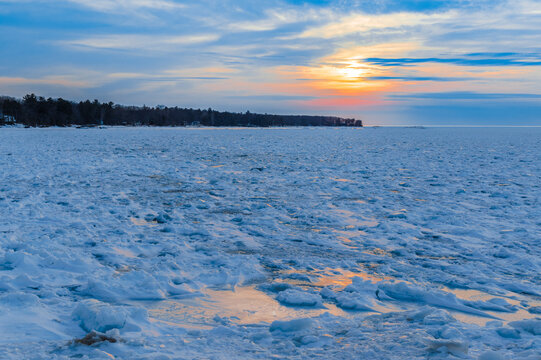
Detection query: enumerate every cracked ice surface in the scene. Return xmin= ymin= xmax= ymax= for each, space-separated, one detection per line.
xmin=0 ymin=127 xmax=540 ymax=359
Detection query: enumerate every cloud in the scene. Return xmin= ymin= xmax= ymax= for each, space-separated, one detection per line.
xmin=389 ymin=91 xmax=541 ymax=100
xmin=225 ymin=94 xmax=318 ymax=101
xmin=296 ymin=10 xmax=455 ymax=39
xmin=363 ymin=55 xmax=541 ymax=67
xmin=108 ymin=73 xmax=228 ymax=81
xmin=65 ymin=0 xmax=185 ymax=12
xmin=0 ymin=75 xmax=97 ymax=88
xmin=464 ymin=52 xmax=522 ymax=57
xmin=364 ymin=76 xmax=475 ymax=82
xmin=226 ymin=8 xmax=323 ymax=32
xmin=61 ymin=34 xmax=220 ymax=51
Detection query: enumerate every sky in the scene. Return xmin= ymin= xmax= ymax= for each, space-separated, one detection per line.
xmin=1 ymin=0 xmax=541 ymax=125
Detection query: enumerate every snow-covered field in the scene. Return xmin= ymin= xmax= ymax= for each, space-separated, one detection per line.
xmin=0 ymin=127 xmax=540 ymax=359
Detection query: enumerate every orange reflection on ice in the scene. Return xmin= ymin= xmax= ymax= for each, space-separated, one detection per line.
xmin=281 ymin=267 xmax=393 ymax=289
xmin=443 ymin=287 xmax=541 ymax=326
xmin=147 ymin=286 xmax=348 ymax=328
xmin=314 ymin=268 xmax=393 ymax=288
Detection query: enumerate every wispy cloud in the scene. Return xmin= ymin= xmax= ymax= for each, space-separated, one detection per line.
xmin=225 ymin=94 xmax=319 ymax=101
xmin=61 ymin=34 xmax=220 ymax=51
xmin=226 ymin=7 xmax=329 ymax=32
xmin=389 ymin=91 xmax=541 ymax=100
xmin=108 ymin=72 xmax=228 ymax=81
xmin=296 ymin=11 xmax=455 ymax=39
xmin=0 ymin=76 xmax=92 ymax=87
xmin=65 ymin=0 xmax=185 ymax=12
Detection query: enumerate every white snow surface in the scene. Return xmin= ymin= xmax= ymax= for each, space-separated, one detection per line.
xmin=0 ymin=127 xmax=540 ymax=359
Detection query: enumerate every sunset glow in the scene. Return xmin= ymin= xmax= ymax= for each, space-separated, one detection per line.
xmin=1 ymin=0 xmax=540 ymax=125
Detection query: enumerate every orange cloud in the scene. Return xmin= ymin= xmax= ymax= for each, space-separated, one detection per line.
xmin=268 ymin=42 xmax=424 ymax=98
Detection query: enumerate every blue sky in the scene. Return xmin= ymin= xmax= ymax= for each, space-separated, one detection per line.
xmin=1 ymin=0 xmax=541 ymax=125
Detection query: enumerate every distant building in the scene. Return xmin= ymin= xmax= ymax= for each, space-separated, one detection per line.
xmin=0 ymin=112 xmax=16 ymax=124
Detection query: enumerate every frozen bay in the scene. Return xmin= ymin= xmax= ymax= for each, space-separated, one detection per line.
xmin=0 ymin=127 xmax=540 ymax=359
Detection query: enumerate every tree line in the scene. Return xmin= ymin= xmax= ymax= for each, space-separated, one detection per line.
xmin=0 ymin=94 xmax=362 ymax=128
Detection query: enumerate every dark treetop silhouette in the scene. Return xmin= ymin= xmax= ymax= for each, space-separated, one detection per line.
xmin=0 ymin=94 xmax=362 ymax=128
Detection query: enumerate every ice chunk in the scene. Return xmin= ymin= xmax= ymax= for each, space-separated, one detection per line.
xmin=379 ymin=282 xmax=498 ymax=318
xmin=406 ymin=306 xmax=456 ymax=326
xmin=498 ymin=281 xmax=541 ymax=297
xmin=276 ymin=289 xmax=322 ymax=307
xmin=72 ymin=299 xmax=148 ymax=333
xmin=82 ymin=271 xmax=167 ymax=302
xmin=496 ymin=327 xmax=521 ymax=339
xmin=439 ymin=326 xmax=463 ymax=339
xmin=426 ymin=338 xmax=468 ymax=356
xmin=335 ymin=294 xmax=373 ymax=311
xmin=82 ymin=279 xmax=121 ymax=302
xmin=73 ymin=299 xmax=128 ymax=333
xmin=388 ymin=212 xmax=407 ymax=219
xmin=423 ymin=310 xmax=456 ymax=326
xmin=493 ymin=247 xmax=512 ymax=259
xmin=528 ymin=306 xmax=541 ymax=314
xmin=344 ymin=276 xmax=378 ymax=294
xmin=509 ymin=319 xmax=541 ymax=335
xmin=320 ymin=287 xmax=337 ymax=300
xmin=0 ymin=278 xmax=14 ymax=292
xmin=0 ymin=292 xmax=40 ymax=307
xmin=166 ymin=282 xmax=194 ymax=297
xmin=12 ymin=274 xmax=41 ymax=289
xmin=465 ymin=297 xmax=517 ymax=313
xmin=269 ymin=318 xmax=314 ymax=332
xmin=478 ymin=351 xmax=506 ymax=360
xmin=209 ymin=325 xmax=237 ymax=337
xmin=407 ymin=306 xmax=437 ymax=322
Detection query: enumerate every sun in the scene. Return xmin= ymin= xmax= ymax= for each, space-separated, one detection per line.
xmin=337 ymin=64 xmax=367 ymax=80
xmin=277 ymin=59 xmax=388 ymax=94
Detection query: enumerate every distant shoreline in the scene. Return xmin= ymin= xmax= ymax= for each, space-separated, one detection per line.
xmin=0 ymin=124 xmax=366 ymax=130
xmin=0 ymin=94 xmax=362 ymax=128
xmin=3 ymin=124 xmax=540 ymax=129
